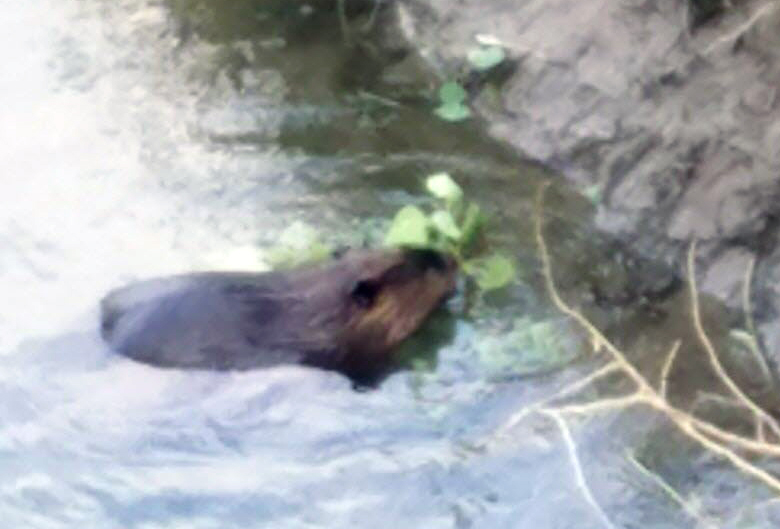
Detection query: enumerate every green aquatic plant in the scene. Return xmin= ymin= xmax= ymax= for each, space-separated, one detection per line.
xmin=467 ymin=44 xmax=506 ymax=71
xmin=383 ymin=205 xmax=430 ymax=248
xmin=265 ymin=174 xmax=515 ymax=293
xmin=265 ymin=220 xmax=332 ymax=269
xmin=433 ymin=36 xmax=507 ymax=122
xmin=476 ymin=317 xmax=579 ymax=379
xmin=434 ymin=81 xmax=471 ymax=122
xmin=463 ymin=254 xmax=515 ymax=292
xmin=385 ymin=172 xmax=515 ymax=292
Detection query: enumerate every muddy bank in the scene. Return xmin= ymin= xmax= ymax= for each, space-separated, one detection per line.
xmin=396 ymin=0 xmax=780 ymax=355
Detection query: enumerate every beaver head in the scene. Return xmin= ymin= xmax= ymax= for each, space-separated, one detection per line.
xmin=100 ymin=248 xmax=457 ymax=384
xmin=331 ymin=248 xmax=457 ymax=382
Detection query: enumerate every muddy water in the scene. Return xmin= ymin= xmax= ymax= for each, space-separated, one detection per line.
xmin=1 ymin=1 xmax=778 ymax=528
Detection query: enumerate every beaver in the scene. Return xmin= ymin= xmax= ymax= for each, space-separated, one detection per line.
xmin=100 ymin=248 xmax=457 ymax=384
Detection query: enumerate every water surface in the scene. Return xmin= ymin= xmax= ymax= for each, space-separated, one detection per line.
xmin=1 ymin=1 xmax=777 ymax=528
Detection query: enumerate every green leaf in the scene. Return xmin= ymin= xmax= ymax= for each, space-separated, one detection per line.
xmin=425 ymin=172 xmax=463 ymax=203
xmin=438 ymin=81 xmax=467 ymax=104
xmin=467 ymin=45 xmax=505 ymax=71
xmin=430 ymin=210 xmax=462 ymax=240
xmin=266 ymin=221 xmax=332 ymax=269
xmin=384 ymin=205 xmax=431 ymax=248
xmin=465 ymin=254 xmax=516 ymax=291
xmin=434 ymin=102 xmax=471 ymax=121
xmin=459 ymin=203 xmax=484 ymax=249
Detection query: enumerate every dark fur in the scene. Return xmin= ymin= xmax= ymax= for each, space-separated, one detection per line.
xmin=100 ymin=249 xmax=457 ymax=383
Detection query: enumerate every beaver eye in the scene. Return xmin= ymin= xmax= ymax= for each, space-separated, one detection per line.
xmin=351 ymin=280 xmax=380 ymax=308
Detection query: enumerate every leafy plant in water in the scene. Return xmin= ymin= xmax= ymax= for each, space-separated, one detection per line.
xmin=467 ymin=44 xmax=506 ymax=71
xmin=463 ymin=254 xmax=515 ymax=292
xmin=476 ymin=317 xmax=578 ymax=378
xmin=266 ymin=175 xmax=515 ymax=293
xmin=384 ymin=172 xmax=516 ymax=292
xmin=383 ymin=205 xmax=430 ymax=248
xmin=434 ymin=81 xmax=471 ymax=122
xmin=266 ymin=221 xmax=332 ymax=270
xmin=433 ymin=37 xmax=507 ymax=122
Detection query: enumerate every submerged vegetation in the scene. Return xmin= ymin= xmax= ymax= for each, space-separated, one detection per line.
xmin=434 ymin=38 xmax=508 ymax=122
xmin=434 ymin=81 xmax=471 ymax=121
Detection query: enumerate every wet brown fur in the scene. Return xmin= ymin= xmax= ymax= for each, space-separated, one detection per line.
xmin=100 ymin=248 xmax=457 ymax=384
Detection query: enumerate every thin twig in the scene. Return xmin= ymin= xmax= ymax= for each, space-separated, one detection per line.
xmin=496 ymin=361 xmax=621 ymax=435
xmin=730 ymin=329 xmax=772 ymax=386
xmin=702 ymin=3 xmax=777 ymax=56
xmin=659 ymin=340 xmax=682 ymax=399
xmin=672 ymin=409 xmax=780 ymax=493
xmin=554 ymin=394 xmax=645 ymax=416
xmin=627 ymin=453 xmax=718 ymax=529
xmin=361 ymin=0 xmax=382 ymax=32
xmin=543 ymin=410 xmax=617 ymax=529
xmin=739 ymin=255 xmax=773 ymax=386
xmin=533 ymin=183 xmax=651 ymax=394
xmin=687 ymin=240 xmax=780 ymax=439
xmin=337 ymin=0 xmax=352 ymax=45
xmin=743 ymin=255 xmax=757 ymax=339
xmin=692 ymin=391 xmax=743 ymax=411
xmin=688 ymin=414 xmax=780 ymax=457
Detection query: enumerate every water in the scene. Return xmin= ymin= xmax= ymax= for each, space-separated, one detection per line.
xmin=1 ymin=1 xmax=778 ymax=527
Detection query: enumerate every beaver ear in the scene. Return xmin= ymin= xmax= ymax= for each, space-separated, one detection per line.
xmin=350 ymin=279 xmax=381 ymax=308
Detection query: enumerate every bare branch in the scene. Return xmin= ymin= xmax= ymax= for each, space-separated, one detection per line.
xmin=553 ymin=394 xmax=645 ymax=416
xmin=533 ymin=183 xmax=652 ymax=394
xmin=692 ymin=391 xmax=743 ymax=411
xmin=687 ymin=240 xmax=780 ymax=439
xmin=543 ymin=410 xmax=617 ymax=529
xmin=496 ymin=361 xmax=622 ymax=436
xmin=527 ymin=183 xmax=780 ymax=497
xmin=485 ymin=182 xmax=780 ymax=521
xmin=659 ymin=340 xmax=682 ymax=399
xmin=738 ymin=255 xmax=774 ymax=386
xmin=627 ymin=452 xmax=718 ymax=529
xmin=673 ymin=410 xmax=780 ymax=493
xmin=687 ymin=414 xmax=780 ymax=457
xmin=743 ymin=255 xmax=757 ymax=339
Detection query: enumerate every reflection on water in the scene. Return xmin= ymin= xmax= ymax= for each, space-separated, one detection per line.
xmin=1 ymin=0 xmax=778 ymax=527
